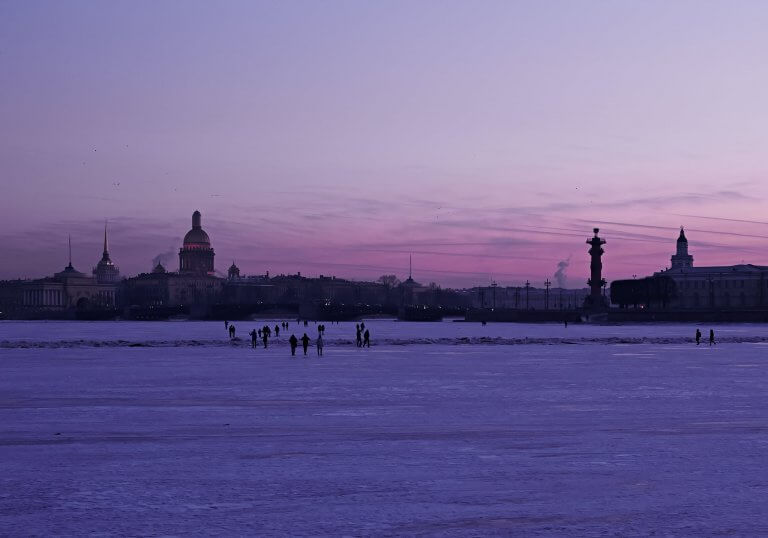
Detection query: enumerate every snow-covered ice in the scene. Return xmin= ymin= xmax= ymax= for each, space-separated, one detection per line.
xmin=1 ymin=320 xmax=768 ymax=535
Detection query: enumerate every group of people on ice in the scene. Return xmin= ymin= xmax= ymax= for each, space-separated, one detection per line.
xmin=695 ymin=328 xmax=716 ymax=346
xmin=288 ymin=333 xmax=322 ymax=356
xmin=355 ymin=322 xmax=370 ymax=348
xmin=225 ymin=320 xmax=370 ymax=356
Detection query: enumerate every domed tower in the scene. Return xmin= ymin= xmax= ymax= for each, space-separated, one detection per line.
xmin=56 ymin=235 xmax=87 ymax=279
xmin=228 ymin=261 xmax=240 ymax=280
xmin=670 ymin=226 xmax=693 ymax=270
xmin=179 ymin=210 xmax=215 ymax=275
xmin=93 ymin=222 xmax=120 ymax=283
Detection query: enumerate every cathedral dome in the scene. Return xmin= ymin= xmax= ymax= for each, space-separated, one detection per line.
xmin=56 ymin=263 xmax=87 ymax=279
xmin=179 ymin=210 xmax=215 ymax=275
xmin=183 ymin=210 xmax=211 ymax=248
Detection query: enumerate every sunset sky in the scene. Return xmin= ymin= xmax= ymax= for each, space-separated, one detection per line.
xmin=2 ymin=1 xmax=768 ymax=288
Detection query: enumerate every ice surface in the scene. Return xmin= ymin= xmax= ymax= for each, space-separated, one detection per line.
xmin=3 ymin=319 xmax=768 ymax=347
xmin=1 ymin=320 xmax=768 ymax=535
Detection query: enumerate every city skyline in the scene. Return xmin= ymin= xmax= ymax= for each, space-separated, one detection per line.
xmin=3 ymin=2 xmax=768 ymax=286
xmin=4 ymin=212 xmax=764 ymax=291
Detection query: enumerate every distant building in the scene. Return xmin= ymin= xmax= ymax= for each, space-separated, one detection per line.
xmin=93 ymin=223 xmax=121 ymax=283
xmin=121 ymin=211 xmax=221 ymax=311
xmin=0 ymin=234 xmax=120 ymax=317
xmin=670 ymin=227 xmax=694 ymax=270
xmin=655 ymin=228 xmax=768 ymax=309
xmin=227 ymin=262 xmax=240 ymax=279
xmin=120 ymin=268 xmax=222 ymax=310
xmin=179 ymin=210 xmax=215 ymax=275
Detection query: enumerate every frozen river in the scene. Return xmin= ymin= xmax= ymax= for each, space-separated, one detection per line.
xmin=1 ymin=321 xmax=768 ymax=535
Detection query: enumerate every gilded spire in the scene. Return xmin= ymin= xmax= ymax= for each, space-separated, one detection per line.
xmin=103 ymin=220 xmax=109 ymax=256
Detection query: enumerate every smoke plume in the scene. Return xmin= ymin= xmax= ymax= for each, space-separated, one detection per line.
xmin=554 ymin=257 xmax=570 ymax=288
xmin=151 ymin=248 xmax=176 ymax=270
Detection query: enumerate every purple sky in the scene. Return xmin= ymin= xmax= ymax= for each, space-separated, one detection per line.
xmin=2 ymin=1 xmax=768 ymax=288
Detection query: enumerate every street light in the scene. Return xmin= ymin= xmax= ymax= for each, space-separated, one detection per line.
xmin=525 ymin=280 xmax=531 ymax=310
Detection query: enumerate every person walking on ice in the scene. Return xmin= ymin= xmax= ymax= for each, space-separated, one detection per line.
xmin=229 ymin=324 xmax=236 ymax=339
xmin=289 ymin=334 xmax=298 ymax=356
xmin=709 ymin=329 xmax=716 ymax=346
xmin=316 ymin=334 xmax=324 ymax=356
xmin=356 ymin=325 xmax=363 ymax=348
xmin=249 ymin=329 xmax=258 ymax=348
xmin=363 ymin=328 xmax=370 ymax=348
xmin=262 ymin=330 xmax=269 ymax=349
xmin=301 ymin=333 xmax=310 ymax=356
xmin=695 ymin=329 xmax=701 ymax=345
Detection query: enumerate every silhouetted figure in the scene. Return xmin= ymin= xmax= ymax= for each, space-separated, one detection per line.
xmin=262 ymin=331 xmax=268 ymax=349
xmin=258 ymin=328 xmax=262 ymax=338
xmin=316 ymin=334 xmax=324 ymax=356
xmin=360 ymin=322 xmax=365 ymax=331
xmin=304 ymin=320 xmax=308 ymax=327
xmin=301 ymin=333 xmax=310 ymax=355
xmin=695 ymin=329 xmax=701 ymax=345
xmin=229 ymin=325 xmax=236 ymax=339
xmin=249 ymin=329 xmax=258 ymax=348
xmin=481 ymin=320 xmax=487 ymax=326
xmin=356 ymin=326 xmax=363 ymax=348
xmin=275 ymin=325 xmax=280 ymax=338
xmin=289 ymin=334 xmax=298 ymax=356
xmin=709 ymin=329 xmax=716 ymax=346
xmin=564 ymin=320 xmax=568 ymax=328
xmin=224 ymin=320 xmax=229 ymax=330
xmin=363 ymin=329 xmax=370 ymax=348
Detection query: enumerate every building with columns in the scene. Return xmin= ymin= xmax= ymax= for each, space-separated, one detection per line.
xmin=93 ymin=223 xmax=121 ymax=284
xmin=655 ymin=227 xmax=768 ymax=309
xmin=179 ymin=210 xmax=215 ymax=275
xmin=0 ymin=234 xmax=121 ymax=317
xmin=121 ymin=211 xmax=222 ymax=312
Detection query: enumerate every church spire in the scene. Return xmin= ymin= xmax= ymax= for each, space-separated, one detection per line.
xmin=103 ymin=220 xmax=109 ymax=257
xmin=68 ymin=235 xmax=73 ymax=268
